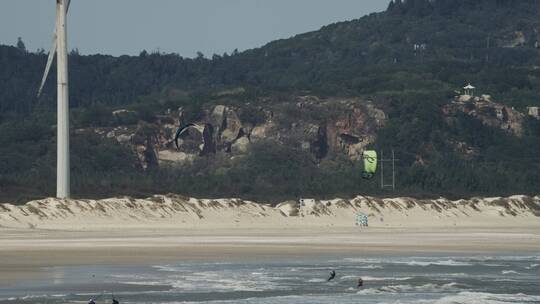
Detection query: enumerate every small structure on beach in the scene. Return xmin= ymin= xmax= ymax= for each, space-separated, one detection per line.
xmin=356 ymin=213 xmax=369 ymax=227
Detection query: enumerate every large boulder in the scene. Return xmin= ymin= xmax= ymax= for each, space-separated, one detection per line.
xmin=113 ymin=109 xmax=138 ymax=125
xmin=221 ymin=108 xmax=243 ymax=144
xmin=326 ymin=104 xmax=383 ymax=160
xmin=231 ymin=137 xmax=250 ymax=154
xmin=211 ymin=105 xmax=227 ymax=129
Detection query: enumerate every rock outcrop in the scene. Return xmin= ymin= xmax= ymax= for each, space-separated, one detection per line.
xmin=444 ymin=95 xmax=525 ymax=136
xmin=83 ymin=93 xmax=531 ymax=171
xmin=95 ymin=96 xmax=387 ymax=169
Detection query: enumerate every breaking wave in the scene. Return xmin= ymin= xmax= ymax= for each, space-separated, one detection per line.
xmin=434 ymin=292 xmax=540 ymax=304
xmin=357 ymin=282 xmax=463 ymax=295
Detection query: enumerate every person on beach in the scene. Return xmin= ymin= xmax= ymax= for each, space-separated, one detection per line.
xmin=357 ymin=278 xmax=364 ymax=288
xmin=327 ymin=270 xmax=336 ymax=281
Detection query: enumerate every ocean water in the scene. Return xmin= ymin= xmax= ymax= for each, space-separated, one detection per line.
xmin=1 ymin=255 xmax=539 ymax=304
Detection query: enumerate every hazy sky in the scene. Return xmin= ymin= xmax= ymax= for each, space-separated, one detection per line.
xmin=0 ymin=0 xmax=386 ymax=57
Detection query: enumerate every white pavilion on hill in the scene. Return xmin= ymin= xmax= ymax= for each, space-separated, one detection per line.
xmin=463 ymin=83 xmax=476 ymax=96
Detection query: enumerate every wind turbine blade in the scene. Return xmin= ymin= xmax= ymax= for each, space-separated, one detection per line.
xmin=37 ymin=0 xmax=71 ymax=97
xmin=37 ymin=35 xmax=57 ymax=97
xmin=55 ymin=0 xmax=71 ymax=10
xmin=38 ymin=0 xmax=71 ymax=97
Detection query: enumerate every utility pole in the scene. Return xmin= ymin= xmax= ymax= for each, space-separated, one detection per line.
xmin=380 ymin=149 xmax=397 ymax=191
xmin=392 ymin=149 xmax=396 ymax=191
xmin=486 ymin=35 xmax=491 ymax=63
xmin=380 ymin=149 xmax=384 ymax=190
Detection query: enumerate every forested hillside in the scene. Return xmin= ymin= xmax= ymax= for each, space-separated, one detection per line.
xmin=1 ymin=0 xmax=540 ymax=203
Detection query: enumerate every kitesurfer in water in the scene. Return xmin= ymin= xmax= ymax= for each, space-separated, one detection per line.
xmin=112 ymin=299 xmax=120 ymax=304
xmin=357 ymin=278 xmax=364 ymax=288
xmin=88 ymin=299 xmax=96 ymax=304
xmin=327 ymin=270 xmax=336 ymax=281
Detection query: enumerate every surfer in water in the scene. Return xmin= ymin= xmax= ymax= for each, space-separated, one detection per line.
xmin=112 ymin=299 xmax=120 ymax=304
xmin=327 ymin=270 xmax=336 ymax=281
xmin=357 ymin=278 xmax=364 ymax=288
xmin=88 ymin=300 xmax=96 ymax=304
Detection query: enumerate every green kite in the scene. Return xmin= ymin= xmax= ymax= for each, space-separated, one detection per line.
xmin=362 ymin=150 xmax=377 ymax=180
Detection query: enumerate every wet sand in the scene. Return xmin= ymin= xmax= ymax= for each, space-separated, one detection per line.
xmin=1 ymin=226 xmax=539 ymax=286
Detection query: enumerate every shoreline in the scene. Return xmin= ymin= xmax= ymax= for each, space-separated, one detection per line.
xmin=1 ymin=194 xmax=539 ymax=286
xmin=1 ymin=226 xmax=539 ymax=286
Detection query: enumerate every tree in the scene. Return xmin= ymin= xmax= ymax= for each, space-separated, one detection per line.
xmin=70 ymin=48 xmax=80 ymax=56
xmin=389 ymin=0 xmax=404 ymax=14
xmin=2 ymin=1 xmax=540 ymax=201
xmin=16 ymin=37 xmax=26 ymax=52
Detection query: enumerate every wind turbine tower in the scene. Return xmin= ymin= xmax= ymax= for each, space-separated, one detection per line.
xmin=38 ymin=0 xmax=71 ymax=198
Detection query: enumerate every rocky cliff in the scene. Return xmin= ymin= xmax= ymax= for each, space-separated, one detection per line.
xmin=77 ymin=92 xmax=536 ymax=172
xmin=444 ymin=94 xmax=526 ymax=137
xmin=83 ymin=96 xmax=387 ymax=169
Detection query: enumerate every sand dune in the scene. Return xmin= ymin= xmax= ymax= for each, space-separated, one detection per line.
xmin=1 ymin=195 xmax=539 ymax=230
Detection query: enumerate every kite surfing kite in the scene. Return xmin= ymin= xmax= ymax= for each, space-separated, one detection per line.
xmin=174 ymin=123 xmax=216 ymax=155
xmin=362 ymin=150 xmax=378 ymax=180
xmin=174 ymin=123 xmax=202 ymax=150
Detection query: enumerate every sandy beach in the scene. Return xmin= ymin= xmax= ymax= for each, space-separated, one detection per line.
xmin=1 ymin=195 xmax=539 ymax=286
xmin=1 ymin=226 xmax=540 ymax=286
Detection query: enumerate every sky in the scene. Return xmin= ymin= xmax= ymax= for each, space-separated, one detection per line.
xmin=0 ymin=0 xmax=386 ymax=58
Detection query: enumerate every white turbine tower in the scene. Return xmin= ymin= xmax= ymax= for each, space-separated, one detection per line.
xmin=38 ymin=0 xmax=71 ymax=198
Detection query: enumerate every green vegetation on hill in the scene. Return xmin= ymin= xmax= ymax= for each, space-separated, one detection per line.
xmin=1 ymin=0 xmax=540 ymax=203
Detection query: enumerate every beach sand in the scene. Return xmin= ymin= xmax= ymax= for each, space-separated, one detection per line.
xmin=1 ymin=195 xmax=539 ymax=285
xmin=1 ymin=226 xmax=540 ymax=286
